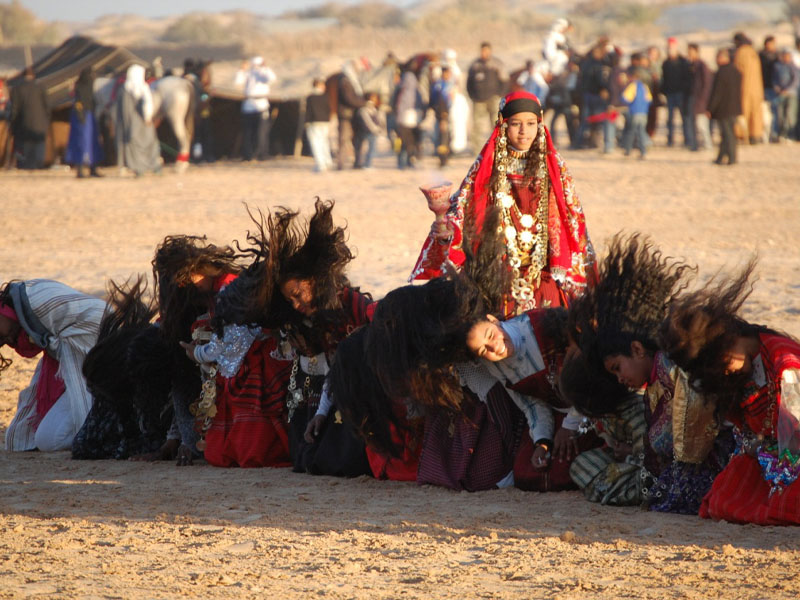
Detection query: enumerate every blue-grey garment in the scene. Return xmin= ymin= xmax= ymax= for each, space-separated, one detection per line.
xmin=7 ymin=281 xmax=50 ymax=348
xmin=773 ymin=61 xmax=799 ymax=95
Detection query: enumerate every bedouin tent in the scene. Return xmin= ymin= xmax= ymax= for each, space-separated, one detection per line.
xmin=2 ymin=35 xmax=145 ymax=167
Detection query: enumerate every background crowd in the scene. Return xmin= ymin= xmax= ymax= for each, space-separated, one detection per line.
xmin=3 ymin=19 xmax=800 ymax=174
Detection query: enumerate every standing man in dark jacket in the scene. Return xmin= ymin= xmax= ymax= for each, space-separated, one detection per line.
xmin=573 ymin=42 xmax=609 ymax=149
xmin=661 ymin=37 xmax=692 ymax=147
xmin=466 ymin=42 xmax=506 ymax=153
xmin=707 ymin=49 xmax=742 ymax=165
xmin=10 ymin=67 xmax=49 ymax=169
xmin=336 ymin=59 xmax=366 ymax=170
xmin=687 ymin=43 xmax=713 ymax=150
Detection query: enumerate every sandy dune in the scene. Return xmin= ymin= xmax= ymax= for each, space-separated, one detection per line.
xmin=1 ymin=141 xmax=799 ymax=598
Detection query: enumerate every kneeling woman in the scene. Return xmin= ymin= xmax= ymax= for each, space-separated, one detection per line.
xmin=352 ymin=276 xmax=594 ymax=492
xmin=564 ymin=235 xmax=735 ymax=512
xmin=461 ymin=307 xmax=604 ymax=491
xmin=662 ymin=262 xmax=800 ymax=525
xmin=155 ymin=235 xmax=293 ymax=469
xmin=2 ymin=279 xmax=105 ymax=451
xmin=217 ymin=199 xmax=374 ymax=477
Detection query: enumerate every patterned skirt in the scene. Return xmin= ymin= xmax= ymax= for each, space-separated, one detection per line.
xmin=647 ymin=429 xmax=736 ymax=515
xmin=203 ymin=337 xmax=292 ymax=468
xmin=417 ymin=386 xmax=523 ymax=492
xmin=699 ymin=453 xmax=800 ymax=525
xmin=366 ymin=419 xmax=423 ymax=481
xmin=570 ymin=447 xmax=646 ymax=506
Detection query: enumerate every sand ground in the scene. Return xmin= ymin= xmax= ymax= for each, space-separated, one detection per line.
xmin=1 ymin=141 xmax=799 ymax=598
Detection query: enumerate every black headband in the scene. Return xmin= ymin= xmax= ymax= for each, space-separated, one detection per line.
xmin=501 ymin=98 xmax=542 ymax=119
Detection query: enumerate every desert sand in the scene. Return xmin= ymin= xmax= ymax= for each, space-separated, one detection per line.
xmin=1 ymin=140 xmax=800 ymax=599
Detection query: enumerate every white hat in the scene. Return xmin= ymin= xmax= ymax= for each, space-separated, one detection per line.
xmin=251 ymin=56 xmax=264 ymax=67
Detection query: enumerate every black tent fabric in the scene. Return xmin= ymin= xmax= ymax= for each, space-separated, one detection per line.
xmin=7 ymin=36 xmax=145 ymax=109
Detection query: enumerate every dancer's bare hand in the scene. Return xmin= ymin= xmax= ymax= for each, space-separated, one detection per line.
xmin=179 ymin=341 xmax=198 ymax=362
xmin=612 ymin=440 xmax=632 ymax=461
xmin=431 ymin=221 xmax=453 ymax=243
xmin=130 ymin=439 xmax=179 ymax=462
xmin=553 ymin=427 xmax=579 ymax=462
xmin=531 ymin=445 xmax=551 ymax=470
xmin=304 ymin=414 xmax=326 ymax=443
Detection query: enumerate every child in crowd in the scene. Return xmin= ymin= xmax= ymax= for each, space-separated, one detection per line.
xmin=430 ymin=66 xmax=455 ymax=166
xmin=353 ymin=91 xmax=384 ymax=169
xmin=620 ymin=68 xmax=652 ymax=159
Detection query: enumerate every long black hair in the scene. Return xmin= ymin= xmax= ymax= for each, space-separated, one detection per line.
xmin=82 ymin=276 xmax=157 ymax=409
xmin=659 ymin=258 xmax=784 ymax=416
xmin=328 ymin=326 xmax=410 ymax=457
xmin=151 ymin=234 xmax=241 ymax=346
xmin=561 ymin=233 xmax=692 ymax=415
xmin=580 ymin=233 xmax=694 ymax=362
xmin=81 ymin=276 xmax=173 ymax=452
xmin=359 ymin=206 xmax=508 ymax=411
xmin=217 ymin=199 xmax=367 ymax=355
xmin=364 ymin=277 xmax=476 ymax=412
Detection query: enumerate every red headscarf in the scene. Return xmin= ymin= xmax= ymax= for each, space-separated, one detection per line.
xmin=468 ymin=90 xmax=565 ymax=238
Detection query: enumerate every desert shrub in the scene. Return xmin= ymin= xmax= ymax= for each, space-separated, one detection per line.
xmin=161 ymin=14 xmax=229 ymax=44
xmin=0 ymin=0 xmax=65 ymax=44
xmin=338 ymin=3 xmax=407 ymax=28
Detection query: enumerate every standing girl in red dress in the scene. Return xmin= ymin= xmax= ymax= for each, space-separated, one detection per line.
xmin=411 ymin=90 xmax=594 ymax=316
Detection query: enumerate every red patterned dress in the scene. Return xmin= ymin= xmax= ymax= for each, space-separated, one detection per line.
xmin=197 ymin=274 xmax=293 ymax=468
xmin=507 ymin=310 xmax=602 ymax=491
xmin=410 ymin=91 xmax=594 ymax=317
xmin=699 ymin=334 xmax=800 ymax=525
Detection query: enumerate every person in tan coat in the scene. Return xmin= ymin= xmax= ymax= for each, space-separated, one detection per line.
xmin=732 ymin=32 xmax=764 ymax=143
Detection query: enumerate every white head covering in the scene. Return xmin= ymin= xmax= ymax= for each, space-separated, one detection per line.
xmin=123 ymin=64 xmax=153 ymax=122
xmin=251 ymin=56 xmax=264 ymax=67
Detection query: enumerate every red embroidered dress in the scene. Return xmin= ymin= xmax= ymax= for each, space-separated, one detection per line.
xmin=410 ymin=91 xmax=595 ymax=317
xmin=699 ymin=334 xmax=800 ymax=525
xmin=197 ymin=274 xmax=293 ymax=468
